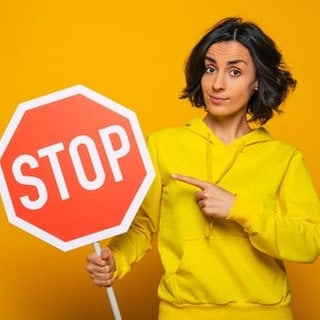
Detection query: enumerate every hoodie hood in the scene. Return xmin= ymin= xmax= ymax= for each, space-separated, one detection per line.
xmin=184 ymin=117 xmax=273 ymax=149
xmin=184 ymin=117 xmax=274 ymax=182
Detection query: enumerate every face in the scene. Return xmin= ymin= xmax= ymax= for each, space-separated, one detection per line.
xmin=201 ymin=41 xmax=258 ymax=121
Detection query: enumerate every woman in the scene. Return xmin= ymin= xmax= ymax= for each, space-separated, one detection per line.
xmin=86 ymin=17 xmax=320 ymax=319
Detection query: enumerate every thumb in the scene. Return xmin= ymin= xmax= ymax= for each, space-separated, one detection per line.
xmin=100 ymin=247 xmax=114 ymax=264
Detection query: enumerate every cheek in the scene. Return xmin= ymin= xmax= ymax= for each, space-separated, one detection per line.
xmin=237 ymin=83 xmax=255 ymax=98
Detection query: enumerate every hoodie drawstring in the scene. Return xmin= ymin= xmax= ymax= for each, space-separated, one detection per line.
xmin=205 ymin=138 xmax=214 ymax=238
xmin=205 ymin=138 xmax=245 ymax=238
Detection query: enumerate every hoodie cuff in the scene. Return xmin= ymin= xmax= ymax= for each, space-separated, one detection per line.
xmin=110 ymin=249 xmax=131 ymax=279
xmin=227 ymin=195 xmax=262 ymax=230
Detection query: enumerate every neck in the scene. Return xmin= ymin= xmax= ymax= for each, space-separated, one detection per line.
xmin=203 ymin=113 xmax=252 ymax=144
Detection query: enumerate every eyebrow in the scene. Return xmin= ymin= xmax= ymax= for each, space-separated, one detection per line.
xmin=204 ymin=56 xmax=248 ymax=65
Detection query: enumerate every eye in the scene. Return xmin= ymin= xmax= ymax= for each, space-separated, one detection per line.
xmin=205 ymin=66 xmax=216 ymax=74
xmin=230 ymin=68 xmax=241 ymax=77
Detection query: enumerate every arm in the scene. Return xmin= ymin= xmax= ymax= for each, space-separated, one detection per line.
xmin=228 ymin=150 xmax=320 ymax=262
xmin=173 ymin=150 xmax=320 ymax=262
xmin=87 ymin=136 xmax=162 ymax=282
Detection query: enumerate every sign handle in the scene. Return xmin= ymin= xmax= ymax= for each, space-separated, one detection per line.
xmin=93 ymin=241 xmax=122 ymax=320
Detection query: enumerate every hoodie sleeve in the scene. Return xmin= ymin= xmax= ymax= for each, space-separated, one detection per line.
xmin=108 ymin=135 xmax=162 ymax=279
xmin=227 ymin=149 xmax=320 ymax=262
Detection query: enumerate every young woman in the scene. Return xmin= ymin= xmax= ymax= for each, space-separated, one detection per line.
xmin=86 ymin=17 xmax=320 ymax=319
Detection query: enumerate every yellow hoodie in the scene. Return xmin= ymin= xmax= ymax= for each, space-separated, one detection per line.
xmin=109 ymin=117 xmax=320 ymax=320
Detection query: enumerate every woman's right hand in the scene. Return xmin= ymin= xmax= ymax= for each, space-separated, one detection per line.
xmin=86 ymin=247 xmax=116 ymax=287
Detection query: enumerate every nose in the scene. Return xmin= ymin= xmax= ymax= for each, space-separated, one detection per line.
xmin=212 ymin=72 xmax=225 ymax=91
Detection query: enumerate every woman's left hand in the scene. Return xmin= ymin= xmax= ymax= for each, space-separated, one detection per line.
xmin=172 ymin=173 xmax=236 ymax=219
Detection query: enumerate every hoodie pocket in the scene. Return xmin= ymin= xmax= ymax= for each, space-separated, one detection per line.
xmin=172 ymin=237 xmax=289 ymax=305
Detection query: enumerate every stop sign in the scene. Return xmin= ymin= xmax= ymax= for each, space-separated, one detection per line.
xmin=0 ymin=85 xmax=155 ymax=251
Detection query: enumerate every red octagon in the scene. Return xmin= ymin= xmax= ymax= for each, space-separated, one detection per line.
xmin=0 ymin=85 xmax=155 ymax=251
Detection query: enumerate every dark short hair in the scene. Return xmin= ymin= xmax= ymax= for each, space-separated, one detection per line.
xmin=180 ymin=17 xmax=297 ymax=124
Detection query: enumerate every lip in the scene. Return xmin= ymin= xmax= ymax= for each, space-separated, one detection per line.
xmin=209 ymin=94 xmax=228 ymax=105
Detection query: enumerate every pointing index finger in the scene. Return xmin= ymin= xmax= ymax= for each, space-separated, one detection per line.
xmin=172 ymin=173 xmax=209 ymax=190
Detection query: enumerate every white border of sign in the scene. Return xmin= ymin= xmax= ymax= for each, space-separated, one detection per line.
xmin=0 ymin=85 xmax=155 ymax=251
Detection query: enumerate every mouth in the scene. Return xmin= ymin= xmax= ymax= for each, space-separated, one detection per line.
xmin=209 ymin=95 xmax=228 ymax=105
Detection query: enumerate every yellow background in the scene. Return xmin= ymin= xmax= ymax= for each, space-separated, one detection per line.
xmin=0 ymin=1 xmax=319 ymax=319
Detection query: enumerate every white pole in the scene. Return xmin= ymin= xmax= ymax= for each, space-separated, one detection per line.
xmin=93 ymin=241 xmax=122 ymax=320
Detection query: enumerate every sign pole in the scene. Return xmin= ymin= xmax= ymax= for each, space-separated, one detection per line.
xmin=93 ymin=241 xmax=122 ymax=320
